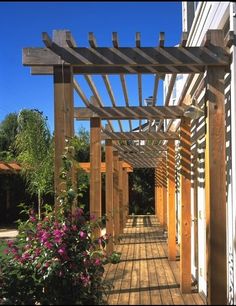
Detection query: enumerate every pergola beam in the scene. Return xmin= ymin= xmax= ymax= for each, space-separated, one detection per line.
xmin=74 ymin=105 xmax=187 ymax=120
xmin=24 ymin=45 xmax=229 ymax=75
xmin=101 ymin=130 xmax=179 ymax=140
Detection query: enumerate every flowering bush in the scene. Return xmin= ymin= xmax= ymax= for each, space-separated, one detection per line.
xmin=0 ymin=143 xmax=120 ymax=305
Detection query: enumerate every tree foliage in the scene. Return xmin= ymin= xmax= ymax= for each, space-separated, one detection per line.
xmin=129 ymin=168 xmax=155 ymax=214
xmin=15 ymin=109 xmax=53 ymax=218
xmin=0 ymin=112 xmax=18 ymax=160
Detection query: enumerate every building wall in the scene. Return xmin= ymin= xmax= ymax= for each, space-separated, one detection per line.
xmin=165 ymin=1 xmax=234 ymax=302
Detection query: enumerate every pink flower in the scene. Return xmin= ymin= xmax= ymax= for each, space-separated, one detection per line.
xmin=72 ymin=225 xmax=77 ymax=231
xmin=74 ymin=207 xmax=83 ymax=217
xmin=12 ymin=248 xmax=18 ymax=255
xmin=7 ymin=240 xmax=14 ymax=248
xmin=37 ymin=223 xmax=42 ymax=230
xmin=53 ymin=229 xmax=63 ymax=243
xmin=62 ymin=225 xmax=68 ymax=232
xmin=79 ymin=231 xmax=87 ymax=239
xmin=44 ymin=241 xmax=53 ymax=249
xmin=40 ymin=231 xmax=50 ymax=243
xmin=58 ymin=246 xmax=66 ymax=256
xmin=80 ymin=274 xmax=90 ymax=287
xmin=90 ymin=214 xmax=96 ymax=221
xmin=21 ymin=252 xmax=31 ymax=262
xmin=34 ymin=248 xmax=41 ymax=257
xmin=44 ymin=261 xmax=50 ymax=268
xmin=94 ymin=258 xmax=101 ymax=266
xmin=29 ymin=215 xmax=36 ymax=222
xmin=3 ymin=248 xmax=9 ymax=255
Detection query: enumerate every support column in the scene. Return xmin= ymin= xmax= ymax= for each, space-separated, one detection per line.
xmin=105 ymin=139 xmax=114 ymax=255
xmin=167 ymin=140 xmax=176 ymax=261
xmin=118 ymin=158 xmax=123 ymax=234
xmin=53 ymin=65 xmax=73 ymax=205
xmin=90 ymin=116 xmax=101 ymax=238
xmin=162 ymin=158 xmax=168 ymax=230
xmin=180 ymin=117 xmax=191 ymax=293
xmin=205 ymin=30 xmax=226 ymax=305
xmin=113 ymin=150 xmax=120 ymax=243
xmin=122 ymin=168 xmax=129 ymax=229
xmin=155 ymin=163 xmax=164 ymax=225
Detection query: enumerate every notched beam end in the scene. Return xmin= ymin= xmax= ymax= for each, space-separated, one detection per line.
xmin=42 ymin=32 xmax=53 ymax=48
xmin=66 ymin=31 xmax=77 ymax=48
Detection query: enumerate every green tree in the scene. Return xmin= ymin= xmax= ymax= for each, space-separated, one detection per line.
xmin=0 ymin=112 xmax=18 ymax=160
xmin=71 ymin=128 xmax=90 ymax=212
xmin=130 ymin=168 xmax=155 ymax=214
xmin=15 ymin=109 xmax=53 ymax=219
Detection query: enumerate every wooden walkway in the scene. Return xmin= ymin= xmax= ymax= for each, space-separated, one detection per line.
xmin=104 ymin=215 xmax=206 ymax=305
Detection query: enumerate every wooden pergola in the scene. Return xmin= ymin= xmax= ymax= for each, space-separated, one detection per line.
xmin=23 ymin=29 xmax=230 ymax=304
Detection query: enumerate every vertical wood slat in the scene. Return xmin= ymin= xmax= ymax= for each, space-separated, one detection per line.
xmin=90 ymin=117 xmax=101 ymax=238
xmin=122 ymin=168 xmax=129 ymax=229
xmin=167 ymin=140 xmax=176 ymax=261
xmin=155 ymin=167 xmax=158 ymax=220
xmin=105 ymin=139 xmax=114 ymax=255
xmin=162 ymin=158 xmax=168 ymax=230
xmin=205 ymin=30 xmax=227 ymax=305
xmin=118 ymin=158 xmax=124 ymax=234
xmin=156 ymin=164 xmax=164 ymax=225
xmin=113 ymin=150 xmax=120 ymax=243
xmin=53 ymin=66 xmax=73 ymax=205
xmin=180 ymin=116 xmax=191 ymax=293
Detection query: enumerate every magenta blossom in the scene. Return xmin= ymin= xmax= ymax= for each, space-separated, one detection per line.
xmin=29 ymin=215 xmax=37 ymax=222
xmin=6 ymin=240 xmax=14 ymax=248
xmin=72 ymin=225 xmax=77 ymax=231
xmin=79 ymin=231 xmax=87 ymax=239
xmin=80 ymin=274 xmax=91 ymax=287
xmin=44 ymin=241 xmax=53 ymax=249
xmin=53 ymin=229 xmax=64 ymax=243
xmin=34 ymin=248 xmax=41 ymax=257
xmin=40 ymin=231 xmax=50 ymax=243
xmin=58 ymin=246 xmax=67 ymax=258
xmin=94 ymin=258 xmax=101 ymax=266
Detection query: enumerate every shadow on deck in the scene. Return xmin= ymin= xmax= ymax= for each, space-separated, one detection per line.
xmin=104 ymin=215 xmax=206 ymax=305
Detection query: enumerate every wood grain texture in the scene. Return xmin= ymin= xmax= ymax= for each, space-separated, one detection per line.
xmin=205 ymin=30 xmax=227 ymax=305
xmin=90 ymin=117 xmax=101 ymax=238
xmin=167 ymin=140 xmax=176 ymax=261
xmin=105 ymin=139 xmax=114 ymax=255
xmin=104 ymin=215 xmax=205 ymax=305
xmin=180 ymin=117 xmax=191 ymax=293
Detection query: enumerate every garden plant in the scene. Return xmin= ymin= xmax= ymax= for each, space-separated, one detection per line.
xmin=0 ymin=142 xmax=120 ymax=305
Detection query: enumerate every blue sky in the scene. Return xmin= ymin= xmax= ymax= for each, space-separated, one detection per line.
xmin=0 ymin=1 xmax=182 ymax=133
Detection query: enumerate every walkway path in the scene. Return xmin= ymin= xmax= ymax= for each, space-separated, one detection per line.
xmin=104 ymin=215 xmax=206 ymax=305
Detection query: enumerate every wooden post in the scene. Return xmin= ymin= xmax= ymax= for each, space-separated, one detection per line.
xmin=113 ymin=150 xmax=120 ymax=243
xmin=180 ymin=116 xmax=191 ymax=293
xmin=154 ymin=168 xmax=158 ymax=219
xmin=167 ymin=140 xmax=176 ymax=261
xmin=118 ymin=158 xmax=124 ymax=234
xmin=90 ymin=113 xmax=101 ymax=238
xmin=53 ymin=65 xmax=73 ymax=205
xmin=156 ymin=164 xmax=164 ymax=225
xmin=205 ymin=30 xmax=226 ymax=305
xmin=162 ymin=158 xmax=168 ymax=230
xmin=122 ymin=168 xmax=129 ymax=228
xmin=105 ymin=138 xmax=114 ymax=255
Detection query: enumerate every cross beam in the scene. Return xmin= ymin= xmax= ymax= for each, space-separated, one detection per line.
xmin=23 ymin=45 xmax=229 ymax=75
xmin=74 ymin=105 xmax=187 ymax=120
xmin=101 ymin=130 xmax=179 ymax=140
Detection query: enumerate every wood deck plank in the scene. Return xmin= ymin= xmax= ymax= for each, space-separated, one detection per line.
xmin=103 ymin=215 xmax=205 ymax=305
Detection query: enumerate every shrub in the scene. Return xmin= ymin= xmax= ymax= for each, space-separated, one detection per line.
xmin=0 ymin=142 xmax=119 ymax=305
